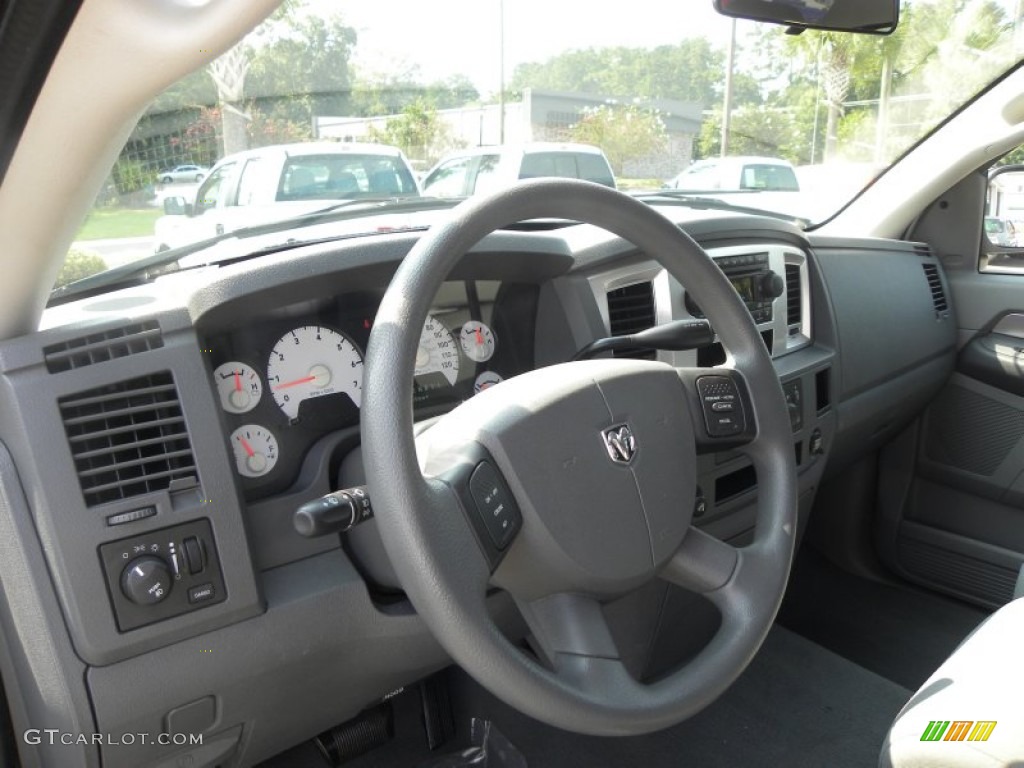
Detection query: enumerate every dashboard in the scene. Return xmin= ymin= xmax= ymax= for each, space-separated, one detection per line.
xmin=200 ymin=280 xmax=537 ymax=499
xmin=0 ymin=207 xmax=957 ymax=768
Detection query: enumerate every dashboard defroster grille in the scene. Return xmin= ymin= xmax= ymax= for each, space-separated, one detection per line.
xmin=44 ymin=320 xmax=163 ymax=373
xmin=59 ymin=372 xmax=198 ymax=507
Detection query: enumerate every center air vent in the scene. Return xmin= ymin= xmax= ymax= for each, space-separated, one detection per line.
xmin=922 ymin=263 xmax=949 ymax=318
xmin=44 ymin=320 xmax=163 ymax=374
xmin=785 ymin=264 xmax=802 ymax=331
xmin=607 ymin=281 xmax=656 ymax=360
xmin=59 ymin=372 xmax=198 ymax=507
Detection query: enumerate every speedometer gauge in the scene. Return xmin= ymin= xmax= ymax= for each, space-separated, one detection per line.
xmin=266 ymin=326 xmax=363 ymax=420
xmin=416 ymin=315 xmax=459 ymax=386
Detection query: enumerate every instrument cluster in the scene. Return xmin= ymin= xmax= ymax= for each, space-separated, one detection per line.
xmin=201 ymin=280 xmax=527 ymax=499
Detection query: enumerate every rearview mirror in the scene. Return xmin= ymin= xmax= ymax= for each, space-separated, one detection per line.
xmin=713 ymin=0 xmax=899 ymax=34
xmin=163 ymin=196 xmax=191 ymax=216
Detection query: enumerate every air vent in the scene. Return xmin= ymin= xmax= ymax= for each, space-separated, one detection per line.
xmin=607 ymin=282 xmax=656 ymax=360
xmin=785 ymin=264 xmax=802 ymax=331
xmin=59 ymin=372 xmax=198 ymax=507
xmin=922 ymin=263 xmax=949 ymax=317
xmin=44 ymin=320 xmax=163 ymax=374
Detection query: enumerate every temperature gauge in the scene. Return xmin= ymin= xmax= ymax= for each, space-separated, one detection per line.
xmin=460 ymin=322 xmax=496 ymax=363
xmin=229 ymin=424 xmax=279 ymax=478
xmin=214 ymin=361 xmax=262 ymax=414
xmin=474 ymin=371 xmax=503 ymax=393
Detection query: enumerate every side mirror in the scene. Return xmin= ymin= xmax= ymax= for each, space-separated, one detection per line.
xmin=713 ymin=0 xmax=898 ymax=35
xmin=163 ymin=196 xmax=191 ymax=216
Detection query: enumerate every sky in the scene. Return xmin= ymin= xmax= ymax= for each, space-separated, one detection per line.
xmin=323 ymin=0 xmax=738 ymax=94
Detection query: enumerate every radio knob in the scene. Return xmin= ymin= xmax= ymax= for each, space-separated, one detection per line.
xmin=121 ymin=556 xmax=172 ymax=606
xmin=757 ymin=272 xmax=785 ymax=300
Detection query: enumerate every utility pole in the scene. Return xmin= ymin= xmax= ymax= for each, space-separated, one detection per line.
xmin=498 ymin=0 xmax=506 ymax=143
xmin=720 ymin=18 xmax=737 ymax=157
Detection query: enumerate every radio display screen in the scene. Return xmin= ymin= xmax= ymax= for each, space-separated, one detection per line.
xmin=730 ymin=275 xmax=756 ymax=303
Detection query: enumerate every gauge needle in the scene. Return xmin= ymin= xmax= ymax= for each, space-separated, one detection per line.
xmin=274 ymin=375 xmax=317 ymax=390
xmin=234 ymin=371 xmax=241 ymax=392
xmin=237 ymin=436 xmax=255 ymax=458
xmin=475 ymin=327 xmax=484 ymax=345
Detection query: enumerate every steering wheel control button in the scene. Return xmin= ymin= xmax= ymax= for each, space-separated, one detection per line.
xmin=293 ymin=486 xmax=373 ymax=537
xmin=121 ymin=556 xmax=172 ymax=605
xmin=469 ymin=462 xmax=520 ymax=550
xmin=188 ymin=583 xmax=216 ymax=604
xmin=99 ymin=518 xmax=227 ymax=631
xmin=697 ymin=376 xmax=746 ymax=437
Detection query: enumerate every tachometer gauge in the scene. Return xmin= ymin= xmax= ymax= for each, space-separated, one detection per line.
xmin=213 ymin=361 xmax=262 ymax=414
xmin=416 ymin=315 xmax=460 ymax=386
xmin=229 ymin=424 xmax=279 ymax=478
xmin=459 ymin=321 xmax=496 ymax=363
xmin=266 ymin=326 xmax=363 ymax=420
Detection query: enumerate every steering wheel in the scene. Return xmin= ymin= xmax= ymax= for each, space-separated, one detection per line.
xmin=362 ymin=179 xmax=797 ymax=736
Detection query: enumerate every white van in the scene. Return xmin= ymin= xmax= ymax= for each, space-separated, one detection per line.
xmin=154 ymin=142 xmax=419 ymax=251
xmin=666 ymin=156 xmax=800 ymax=193
xmin=421 ymin=143 xmax=616 ymax=198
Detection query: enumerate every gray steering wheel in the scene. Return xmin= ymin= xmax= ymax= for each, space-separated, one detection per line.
xmin=362 ymin=178 xmax=797 ymax=736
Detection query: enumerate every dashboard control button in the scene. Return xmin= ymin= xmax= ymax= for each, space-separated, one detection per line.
xmin=469 ymin=462 xmax=519 ymax=550
xmin=106 ymin=506 xmax=157 ymax=526
xmin=121 ymin=556 xmax=172 ymax=606
xmin=810 ymin=428 xmax=825 ymax=456
xmin=188 ymin=583 xmax=216 ymax=604
xmin=183 ymin=537 xmax=205 ymax=575
xmin=711 ymin=402 xmax=734 ymax=412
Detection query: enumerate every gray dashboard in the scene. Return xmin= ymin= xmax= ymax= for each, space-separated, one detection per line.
xmin=0 ymin=211 xmax=956 ymax=767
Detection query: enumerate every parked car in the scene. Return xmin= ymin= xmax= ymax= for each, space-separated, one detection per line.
xmin=421 ymin=142 xmax=616 ymax=198
xmin=985 ymin=215 xmax=1017 ymax=247
xmin=665 ymin=155 xmax=800 ymax=192
xmin=157 ymin=164 xmax=208 ymax=184
xmin=154 ymin=141 xmax=420 ymax=251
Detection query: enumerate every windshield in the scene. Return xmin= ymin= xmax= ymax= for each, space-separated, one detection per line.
xmin=59 ymin=0 xmax=1024 ymax=291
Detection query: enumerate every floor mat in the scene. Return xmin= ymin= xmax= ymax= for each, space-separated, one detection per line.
xmin=777 ymin=548 xmax=989 ymax=690
xmin=443 ymin=626 xmax=910 ymax=768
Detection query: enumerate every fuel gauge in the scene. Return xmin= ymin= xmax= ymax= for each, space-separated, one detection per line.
xmin=229 ymin=425 xmax=279 ymax=478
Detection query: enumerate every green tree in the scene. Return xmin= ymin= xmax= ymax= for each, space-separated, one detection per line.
xmin=570 ymin=103 xmax=667 ymax=175
xmin=511 ymin=39 xmax=725 ymax=107
xmin=367 ymin=100 xmax=462 ymax=165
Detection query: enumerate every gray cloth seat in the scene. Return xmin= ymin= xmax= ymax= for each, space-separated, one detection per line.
xmin=880 ymin=597 xmax=1024 ymax=767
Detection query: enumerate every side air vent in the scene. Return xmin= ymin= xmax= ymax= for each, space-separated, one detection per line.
xmin=44 ymin=320 xmax=163 ymax=374
xmin=785 ymin=264 xmax=802 ymax=331
xmin=922 ymin=263 xmax=949 ymax=317
xmin=59 ymin=372 xmax=198 ymax=507
xmin=607 ymin=282 xmax=656 ymax=360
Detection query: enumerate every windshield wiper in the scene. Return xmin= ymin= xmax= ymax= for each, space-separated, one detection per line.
xmin=633 ymin=190 xmax=809 ymax=228
xmin=48 ymin=197 xmax=461 ymax=307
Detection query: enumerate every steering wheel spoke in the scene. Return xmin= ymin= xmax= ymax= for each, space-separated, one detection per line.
xmin=676 ymin=366 xmax=759 ymax=455
xmin=659 ymin=526 xmax=740 ymax=596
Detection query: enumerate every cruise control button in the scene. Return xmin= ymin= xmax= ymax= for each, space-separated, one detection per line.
xmin=468 ymin=461 xmax=520 ymax=550
xmin=711 ymin=402 xmax=734 ymax=412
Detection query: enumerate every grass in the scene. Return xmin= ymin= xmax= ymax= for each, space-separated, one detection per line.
xmin=74 ymin=208 xmax=161 ymax=241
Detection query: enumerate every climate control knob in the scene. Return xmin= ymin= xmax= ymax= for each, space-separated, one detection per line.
xmin=121 ymin=556 xmax=172 ymax=606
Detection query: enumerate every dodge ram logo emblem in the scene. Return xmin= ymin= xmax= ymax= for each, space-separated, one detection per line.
xmin=602 ymin=424 xmax=637 ymax=464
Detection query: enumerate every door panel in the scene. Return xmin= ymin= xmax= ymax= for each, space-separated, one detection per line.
xmin=878 ymin=173 xmax=1024 ymax=608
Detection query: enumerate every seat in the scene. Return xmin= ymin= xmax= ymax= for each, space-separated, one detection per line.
xmin=327 ymin=169 xmax=359 ymax=196
xmin=368 ymin=169 xmax=401 ymax=195
xmin=880 ymin=597 xmax=1024 ymax=767
xmin=284 ymin=167 xmax=316 ymax=199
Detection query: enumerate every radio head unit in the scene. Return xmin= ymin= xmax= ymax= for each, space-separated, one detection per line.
xmin=685 ymin=252 xmax=783 ymax=324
